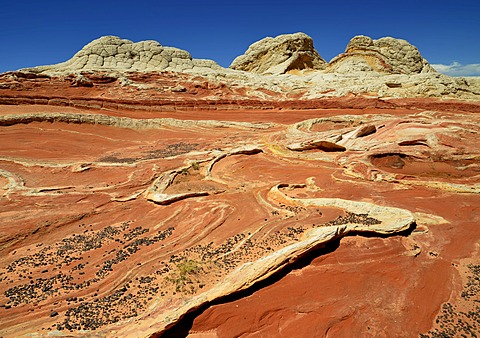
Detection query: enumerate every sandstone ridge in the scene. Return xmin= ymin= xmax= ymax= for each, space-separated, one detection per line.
xmin=12 ymin=33 xmax=480 ymax=101
xmin=20 ymin=33 xmax=434 ymax=77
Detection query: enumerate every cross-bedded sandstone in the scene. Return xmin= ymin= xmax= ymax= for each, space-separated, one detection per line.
xmin=0 ymin=33 xmax=479 ymax=338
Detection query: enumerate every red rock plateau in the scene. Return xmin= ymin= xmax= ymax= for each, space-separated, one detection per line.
xmin=0 ymin=34 xmax=479 ymax=337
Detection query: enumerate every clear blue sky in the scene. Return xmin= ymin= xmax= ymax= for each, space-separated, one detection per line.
xmin=1 ymin=0 xmax=479 ymax=75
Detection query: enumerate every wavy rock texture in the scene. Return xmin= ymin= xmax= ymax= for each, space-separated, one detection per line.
xmin=0 ymin=33 xmax=479 ymax=338
xmin=25 ymin=36 xmax=223 ymax=74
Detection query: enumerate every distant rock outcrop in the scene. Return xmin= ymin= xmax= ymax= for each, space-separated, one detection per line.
xmin=326 ymin=35 xmax=436 ymax=74
xmin=10 ymin=33 xmax=480 ymax=101
xmin=28 ymin=36 xmax=223 ymax=74
xmin=230 ymin=32 xmax=327 ymax=75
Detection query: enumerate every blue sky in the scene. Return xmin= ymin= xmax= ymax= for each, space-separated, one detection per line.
xmin=1 ymin=0 xmax=479 ymax=75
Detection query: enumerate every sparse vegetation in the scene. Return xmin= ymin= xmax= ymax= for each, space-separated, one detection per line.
xmin=144 ymin=142 xmax=199 ymax=159
xmin=165 ymin=259 xmax=203 ymax=294
xmin=179 ymin=161 xmax=200 ymax=176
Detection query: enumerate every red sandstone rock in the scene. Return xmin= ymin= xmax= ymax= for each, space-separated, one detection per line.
xmin=0 ymin=70 xmax=479 ymax=338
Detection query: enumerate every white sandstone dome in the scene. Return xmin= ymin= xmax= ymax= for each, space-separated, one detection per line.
xmin=26 ymin=35 xmax=222 ymax=73
xmin=326 ymin=35 xmax=436 ymax=74
xmin=230 ymin=32 xmax=327 ymax=75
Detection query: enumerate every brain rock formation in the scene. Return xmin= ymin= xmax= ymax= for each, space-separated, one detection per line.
xmin=230 ymin=32 xmax=327 ymax=75
xmin=32 ymin=35 xmax=222 ymax=73
xmin=326 ymin=35 xmax=436 ymax=74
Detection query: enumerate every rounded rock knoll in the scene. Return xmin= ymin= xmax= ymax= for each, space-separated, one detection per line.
xmin=230 ymin=32 xmax=327 ymax=75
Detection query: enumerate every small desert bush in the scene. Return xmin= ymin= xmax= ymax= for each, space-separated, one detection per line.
xmin=166 ymin=259 xmax=203 ymax=294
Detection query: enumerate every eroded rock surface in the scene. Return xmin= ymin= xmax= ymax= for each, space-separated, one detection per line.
xmin=0 ymin=33 xmax=479 ymax=338
xmin=22 ymin=36 xmax=223 ymax=74
xmin=326 ymin=35 xmax=435 ymax=74
xmin=230 ymin=32 xmax=327 ymax=74
xmin=2 ymin=33 xmax=478 ymax=102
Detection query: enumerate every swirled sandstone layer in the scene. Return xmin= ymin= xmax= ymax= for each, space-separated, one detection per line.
xmin=0 ymin=103 xmax=478 ymax=337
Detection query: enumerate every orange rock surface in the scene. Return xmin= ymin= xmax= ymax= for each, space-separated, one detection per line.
xmin=0 ymin=72 xmax=479 ymax=338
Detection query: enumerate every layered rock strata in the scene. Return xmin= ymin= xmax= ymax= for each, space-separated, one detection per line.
xmin=0 ymin=32 xmax=479 ymax=338
xmin=0 ymin=106 xmax=479 ymax=337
